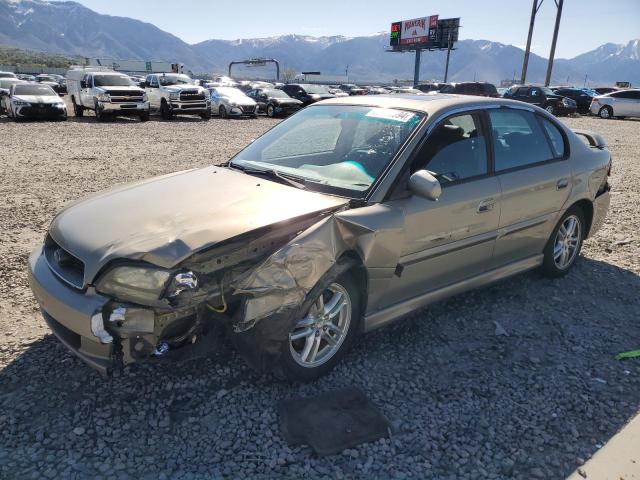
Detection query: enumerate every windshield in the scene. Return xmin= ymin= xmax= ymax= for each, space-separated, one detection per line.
xmin=0 ymin=79 xmax=21 ymax=88
xmin=303 ymin=84 xmax=331 ymax=94
xmin=216 ymin=87 xmax=246 ymax=98
xmin=0 ymin=73 xmax=16 ymax=79
xmin=14 ymin=84 xmax=56 ymax=96
xmin=231 ymin=105 xmax=423 ymax=197
xmin=159 ymin=74 xmax=194 ymax=86
xmin=94 ymin=74 xmax=134 ymax=87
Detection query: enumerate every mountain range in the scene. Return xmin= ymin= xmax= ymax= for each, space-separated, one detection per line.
xmin=1 ymin=0 xmax=638 ymax=84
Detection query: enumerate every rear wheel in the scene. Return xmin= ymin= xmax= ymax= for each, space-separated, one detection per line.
xmin=598 ymin=106 xmax=612 ymax=119
xmin=541 ymin=207 xmax=585 ymax=277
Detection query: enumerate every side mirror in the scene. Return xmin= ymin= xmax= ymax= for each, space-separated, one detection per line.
xmin=80 ymin=81 xmax=87 ymax=89
xmin=408 ymin=170 xmax=441 ymax=201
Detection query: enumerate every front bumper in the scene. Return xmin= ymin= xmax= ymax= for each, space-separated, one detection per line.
xmin=28 ymin=247 xmax=113 ymax=374
xmin=169 ymin=100 xmax=210 ymax=114
xmin=98 ymin=101 xmax=150 ymax=114
xmin=14 ymin=103 xmax=66 ymax=119
xmin=227 ymin=105 xmax=257 ymax=117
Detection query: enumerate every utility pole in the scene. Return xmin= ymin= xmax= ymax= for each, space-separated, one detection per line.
xmin=443 ymin=31 xmax=452 ymax=82
xmin=413 ymin=48 xmax=422 ymax=88
xmin=345 ymin=64 xmax=349 ymax=82
xmin=545 ymin=0 xmax=564 ymax=86
xmin=521 ymin=0 xmax=543 ymax=84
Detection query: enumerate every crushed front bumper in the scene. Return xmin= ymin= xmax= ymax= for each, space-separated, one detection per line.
xmin=28 ymin=248 xmax=114 ymax=374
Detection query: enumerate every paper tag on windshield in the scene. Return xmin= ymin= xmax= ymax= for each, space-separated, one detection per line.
xmin=365 ymin=108 xmax=414 ymax=123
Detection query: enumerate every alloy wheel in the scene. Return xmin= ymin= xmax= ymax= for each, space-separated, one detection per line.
xmin=289 ymin=283 xmax=351 ymax=368
xmin=553 ymin=214 xmax=581 ymax=269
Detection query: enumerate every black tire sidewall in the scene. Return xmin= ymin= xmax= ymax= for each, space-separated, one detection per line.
xmin=277 ymin=272 xmax=362 ymax=382
xmin=541 ymin=207 xmax=586 ymax=277
xmin=599 ymin=106 xmax=612 ymax=119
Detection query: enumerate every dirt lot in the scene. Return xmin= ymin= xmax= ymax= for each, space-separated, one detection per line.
xmin=0 ymin=109 xmax=638 ymax=480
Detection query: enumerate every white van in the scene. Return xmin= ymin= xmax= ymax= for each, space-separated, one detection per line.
xmin=66 ymin=66 xmax=150 ymax=121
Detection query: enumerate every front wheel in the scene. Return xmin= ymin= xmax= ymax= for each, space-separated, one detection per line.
xmin=544 ymin=104 xmax=555 ymax=115
xmin=541 ymin=208 xmax=585 ymax=277
xmin=72 ymin=97 xmax=83 ymax=117
xmin=160 ymin=101 xmax=173 ymax=120
xmin=200 ymin=109 xmax=211 ymax=120
xmin=266 ymin=104 xmax=276 ymax=118
xmin=219 ymin=105 xmax=228 ymax=119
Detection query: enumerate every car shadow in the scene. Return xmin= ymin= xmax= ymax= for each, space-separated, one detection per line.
xmin=1 ymin=256 xmax=639 ymax=478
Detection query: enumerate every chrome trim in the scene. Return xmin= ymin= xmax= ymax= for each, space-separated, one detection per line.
xmin=364 ymin=254 xmax=544 ymax=332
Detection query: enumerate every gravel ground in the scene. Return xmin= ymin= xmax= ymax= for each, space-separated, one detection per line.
xmin=0 ymin=109 xmax=638 ymax=480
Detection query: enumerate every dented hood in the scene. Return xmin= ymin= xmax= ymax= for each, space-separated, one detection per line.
xmin=48 ymin=166 xmax=348 ymax=284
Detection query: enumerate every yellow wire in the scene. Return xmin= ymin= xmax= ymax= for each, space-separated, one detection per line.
xmin=207 ymin=278 xmax=227 ymax=313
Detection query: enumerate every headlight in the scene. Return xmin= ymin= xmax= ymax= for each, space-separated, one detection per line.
xmin=96 ymin=266 xmax=171 ymax=305
xmin=562 ymin=98 xmax=575 ymax=106
xmin=97 ymin=93 xmax=110 ymax=102
xmin=169 ymin=92 xmax=180 ymax=100
xmin=12 ymin=100 xmax=30 ymax=106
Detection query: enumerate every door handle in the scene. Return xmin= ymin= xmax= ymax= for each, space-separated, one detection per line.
xmin=477 ymin=198 xmax=496 ymax=213
xmin=556 ymin=178 xmax=569 ymax=190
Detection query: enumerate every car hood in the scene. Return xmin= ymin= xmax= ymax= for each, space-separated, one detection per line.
xmin=273 ymin=98 xmax=303 ymax=105
xmin=13 ymin=95 xmax=61 ymax=103
xmin=223 ymin=97 xmax=256 ymax=106
xmin=49 ymin=166 xmax=348 ymax=283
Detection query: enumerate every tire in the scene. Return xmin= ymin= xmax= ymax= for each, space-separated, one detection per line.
xmin=219 ymin=105 xmax=230 ymax=119
xmin=199 ymin=109 xmax=211 ymax=120
xmin=541 ymin=207 xmax=586 ymax=277
xmin=266 ymin=104 xmax=276 ymax=118
xmin=139 ymin=111 xmax=150 ymax=122
xmin=160 ymin=101 xmax=173 ymax=120
xmin=544 ymin=104 xmax=555 ymax=115
xmin=278 ymin=272 xmax=361 ymax=381
xmin=94 ymin=101 xmax=105 ymax=121
xmin=72 ymin=97 xmax=83 ymax=117
xmin=598 ymin=106 xmax=612 ymax=119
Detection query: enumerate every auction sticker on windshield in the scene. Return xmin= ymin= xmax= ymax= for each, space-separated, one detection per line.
xmin=365 ymin=108 xmax=416 ymax=123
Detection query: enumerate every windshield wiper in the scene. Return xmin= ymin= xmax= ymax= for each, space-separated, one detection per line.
xmin=229 ymin=164 xmax=307 ymax=190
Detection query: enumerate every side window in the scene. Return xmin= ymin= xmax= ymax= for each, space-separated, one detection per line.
xmin=629 ymin=91 xmax=640 ymax=100
xmin=489 ymin=109 xmax=554 ymax=171
xmin=539 ymin=117 xmax=566 ymax=158
xmin=148 ymin=76 xmax=158 ymax=88
xmin=530 ymin=88 xmax=540 ymax=97
xmin=413 ymin=113 xmax=488 ymax=184
xmin=515 ymin=87 xmax=528 ymax=96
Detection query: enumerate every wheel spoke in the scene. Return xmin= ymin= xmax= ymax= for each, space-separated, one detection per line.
xmin=300 ymin=335 xmax=315 ymax=361
xmin=296 ymin=315 xmax=315 ymax=328
xmin=305 ymin=335 xmax=321 ymax=362
xmin=561 ymin=247 xmax=569 ymax=266
xmin=322 ymin=330 xmax=338 ymax=346
xmin=324 ymin=292 xmax=345 ymax=319
xmin=326 ymin=322 xmax=344 ymax=336
xmin=554 ymin=243 xmax=563 ymax=259
xmin=290 ymin=327 xmax=314 ymax=341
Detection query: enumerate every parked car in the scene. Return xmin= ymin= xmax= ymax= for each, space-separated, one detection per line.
xmin=246 ymin=88 xmax=302 ymax=117
xmin=327 ymin=87 xmax=349 ymax=97
xmin=438 ymin=82 xmax=500 ymax=97
xmin=237 ymin=81 xmax=274 ymax=93
xmin=0 ymin=78 xmax=25 ymax=113
xmin=593 ymin=87 xmax=618 ymax=96
xmin=1 ymin=82 xmax=67 ymax=121
xmin=388 ymin=87 xmax=424 ymax=95
xmin=26 ymin=95 xmax=611 ymax=380
xmin=145 ymin=73 xmax=211 ymax=120
xmin=35 ymin=74 xmax=63 ymax=94
xmin=208 ymin=86 xmax=257 ymax=118
xmin=417 ymin=83 xmax=444 ymax=93
xmin=366 ymin=86 xmax=390 ymax=95
xmin=339 ymin=84 xmax=368 ymax=96
xmin=0 ymin=71 xmax=17 ymax=79
xmin=551 ymin=87 xmax=594 ymax=114
xmin=16 ymin=74 xmax=35 ymax=81
xmin=67 ymin=68 xmax=150 ymax=121
xmin=508 ymin=85 xmax=577 ymax=115
xmin=590 ymin=89 xmax=640 ymax=119
xmin=211 ymin=76 xmax=238 ymax=87
xmin=279 ymin=84 xmax=336 ymax=105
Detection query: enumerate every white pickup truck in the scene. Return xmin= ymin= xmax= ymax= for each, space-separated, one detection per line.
xmin=144 ymin=73 xmax=211 ymax=120
xmin=66 ymin=67 xmax=150 ymax=121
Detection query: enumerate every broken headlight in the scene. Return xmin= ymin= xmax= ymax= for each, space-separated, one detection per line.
xmin=96 ymin=266 xmax=171 ymax=305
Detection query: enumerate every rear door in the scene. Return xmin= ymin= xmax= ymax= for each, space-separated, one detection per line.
xmin=381 ymin=111 xmax=501 ymax=305
xmin=628 ymin=90 xmax=640 ymax=116
xmin=489 ymin=107 xmax=571 ymax=266
xmin=79 ymin=74 xmax=92 ymax=107
xmin=145 ymin=75 xmax=161 ymax=109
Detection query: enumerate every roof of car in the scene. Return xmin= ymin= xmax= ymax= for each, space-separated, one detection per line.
xmin=316 ymin=93 xmax=527 ymax=114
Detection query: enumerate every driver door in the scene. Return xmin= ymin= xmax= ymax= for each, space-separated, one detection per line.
xmin=381 ymin=111 xmax=501 ymax=305
xmin=145 ymin=75 xmax=160 ymax=109
xmin=80 ymin=74 xmax=92 ymax=107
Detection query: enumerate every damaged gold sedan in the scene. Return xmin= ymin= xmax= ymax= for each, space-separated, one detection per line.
xmin=28 ymin=95 xmax=611 ymax=380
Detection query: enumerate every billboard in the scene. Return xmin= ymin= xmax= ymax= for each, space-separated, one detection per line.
xmin=389 ymin=16 xmax=460 ymax=50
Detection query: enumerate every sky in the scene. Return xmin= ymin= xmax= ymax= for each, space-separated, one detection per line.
xmin=60 ymin=0 xmax=640 ymax=58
